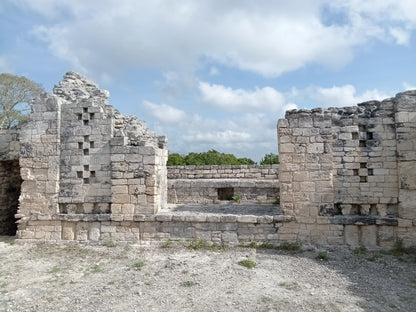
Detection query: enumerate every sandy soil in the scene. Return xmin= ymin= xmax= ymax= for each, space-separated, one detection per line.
xmin=0 ymin=236 xmax=415 ymax=312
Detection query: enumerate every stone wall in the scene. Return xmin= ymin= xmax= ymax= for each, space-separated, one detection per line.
xmin=167 ymin=165 xmax=279 ymax=204
xmin=168 ymin=165 xmax=278 ymax=179
xmin=3 ymin=72 xmax=414 ymax=249
xmin=16 ymin=72 xmax=168 ymax=240
xmin=278 ymin=90 xmax=416 ymax=248
xmin=23 ymin=212 xmax=292 ymax=245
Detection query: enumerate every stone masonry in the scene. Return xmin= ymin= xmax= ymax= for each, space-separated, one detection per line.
xmin=0 ymin=72 xmax=415 ymax=249
xmin=167 ymin=165 xmax=279 ymax=204
xmin=278 ymin=91 xmax=416 ymax=247
xmin=16 ymin=72 xmax=168 ymax=240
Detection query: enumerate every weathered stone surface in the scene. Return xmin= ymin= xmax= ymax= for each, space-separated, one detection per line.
xmin=278 ymin=90 xmax=416 ymax=247
xmin=1 ymin=73 xmax=415 ymax=249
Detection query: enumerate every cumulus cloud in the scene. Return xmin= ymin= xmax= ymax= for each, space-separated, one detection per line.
xmin=143 ymin=101 xmax=187 ymax=124
xmin=306 ymin=85 xmax=389 ymax=108
xmin=173 ymin=112 xmax=279 ymax=161
xmin=389 ymin=27 xmax=411 ymax=45
xmin=12 ymin=0 xmax=416 ymax=80
xmin=199 ymin=82 xmax=286 ymax=112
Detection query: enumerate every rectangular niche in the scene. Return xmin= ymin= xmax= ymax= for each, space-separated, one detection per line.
xmin=217 ymin=187 xmax=234 ymax=200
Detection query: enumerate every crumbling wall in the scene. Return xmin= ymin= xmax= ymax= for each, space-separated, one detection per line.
xmin=167 ymin=165 xmax=279 ymax=204
xmin=16 ymin=72 xmax=168 ymax=240
xmin=278 ymin=90 xmax=416 ymax=248
xmin=395 ymin=92 xmax=416 ymax=245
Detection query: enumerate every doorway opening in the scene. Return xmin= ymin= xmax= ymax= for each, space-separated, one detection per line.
xmin=0 ymin=160 xmax=21 ymax=236
xmin=217 ymin=187 xmax=234 ymax=200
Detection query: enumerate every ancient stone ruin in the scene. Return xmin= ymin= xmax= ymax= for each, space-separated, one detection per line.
xmin=278 ymin=94 xmax=416 ymax=247
xmin=0 ymin=72 xmax=415 ymax=248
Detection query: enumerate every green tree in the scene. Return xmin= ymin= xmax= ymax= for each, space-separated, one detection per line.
xmin=166 ymin=153 xmax=186 ymax=166
xmin=167 ymin=149 xmax=256 ymax=166
xmin=237 ymin=157 xmax=256 ymax=165
xmin=0 ymin=73 xmax=44 ymax=129
xmin=184 ymin=152 xmax=205 ymax=165
xmin=260 ymin=153 xmax=279 ymax=165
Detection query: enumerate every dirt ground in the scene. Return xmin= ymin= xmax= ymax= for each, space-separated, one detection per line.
xmin=0 ymin=236 xmax=415 ymax=312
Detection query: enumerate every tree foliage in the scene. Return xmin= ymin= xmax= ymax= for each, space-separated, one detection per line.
xmin=167 ymin=150 xmax=256 ymax=166
xmin=166 ymin=153 xmax=186 ymax=166
xmin=0 ymin=73 xmax=44 ymax=129
xmin=259 ymin=153 xmax=279 ymax=165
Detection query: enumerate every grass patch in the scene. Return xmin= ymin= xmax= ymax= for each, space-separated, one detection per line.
xmin=278 ymin=242 xmax=302 ymax=253
xmin=232 ymin=195 xmax=241 ymax=203
xmin=85 ymin=264 xmax=103 ymax=275
xmin=366 ymin=254 xmax=381 ymax=262
xmin=131 ymin=260 xmax=146 ymax=271
xmin=240 ymin=241 xmax=275 ymax=249
xmin=104 ymin=238 xmax=116 ymax=247
xmin=379 ymin=240 xmax=416 ymax=262
xmin=240 ymin=242 xmax=258 ymax=248
xmin=161 ymin=239 xmax=172 ymax=248
xmin=258 ymin=242 xmax=274 ymax=249
xmin=180 ymin=280 xmax=196 ymax=287
xmin=238 ymin=259 xmax=256 ymax=269
xmin=316 ymin=251 xmax=329 ymax=261
xmin=186 ymin=239 xmax=207 ymax=250
xmin=352 ymin=247 xmax=367 ymax=255
xmin=209 ymin=242 xmax=228 ymax=251
xmin=48 ymin=266 xmax=64 ymax=274
xmin=279 ymin=281 xmax=300 ymax=291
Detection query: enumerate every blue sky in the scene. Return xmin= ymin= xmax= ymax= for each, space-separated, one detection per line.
xmin=1 ymin=1 xmax=416 ymax=162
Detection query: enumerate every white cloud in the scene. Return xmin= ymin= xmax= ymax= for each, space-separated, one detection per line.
xmin=174 ymin=112 xmax=279 ymax=161
xmin=303 ymin=85 xmax=390 ymax=108
xmin=389 ymin=27 xmax=411 ymax=45
xmin=143 ymin=101 xmax=187 ymax=124
xmin=199 ymin=82 xmax=286 ymax=112
xmin=13 ymin=0 xmax=416 ymax=80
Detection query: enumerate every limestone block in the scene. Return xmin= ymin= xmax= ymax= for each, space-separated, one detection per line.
xmin=101 ymin=224 xmax=116 ymax=233
xmin=344 ymin=225 xmax=359 ymax=247
xmin=306 ymin=143 xmax=324 ymax=154
xmin=195 ymin=230 xmax=212 ymax=241
xmin=279 ymin=143 xmax=295 ymax=153
xmin=88 ymin=222 xmax=101 ymax=241
xmin=112 ymin=194 xmax=131 ymax=204
xmin=377 ymin=226 xmax=396 ymax=247
xmin=112 ymin=185 xmax=128 ymax=194
xmin=121 ymin=204 xmax=135 ymax=214
xmin=237 ymin=215 xmax=258 ymax=223
xmin=76 ymin=223 xmax=89 ymax=241
xmin=221 ymin=231 xmax=238 ymax=244
xmin=361 ymin=225 xmax=377 ymax=248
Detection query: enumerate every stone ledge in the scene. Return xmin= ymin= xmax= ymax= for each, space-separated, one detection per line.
xmin=328 ymin=216 xmax=398 ymax=226
xmin=29 ymin=213 xmax=294 ymax=224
